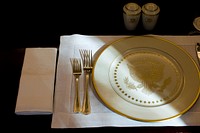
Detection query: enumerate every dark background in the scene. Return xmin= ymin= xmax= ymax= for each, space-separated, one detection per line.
xmin=2 ymin=0 xmax=200 ymax=48
xmin=1 ymin=0 xmax=200 ymax=132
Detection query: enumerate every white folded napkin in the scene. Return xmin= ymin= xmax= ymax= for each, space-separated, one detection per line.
xmin=52 ymin=34 xmax=200 ymax=128
xmin=15 ymin=48 xmax=57 ymax=115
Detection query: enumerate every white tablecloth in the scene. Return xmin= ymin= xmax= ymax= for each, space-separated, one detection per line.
xmin=51 ymin=34 xmax=200 ymax=128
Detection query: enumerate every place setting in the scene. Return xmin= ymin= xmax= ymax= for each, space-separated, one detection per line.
xmin=51 ymin=34 xmax=200 ymax=128
xmin=14 ymin=34 xmax=200 ymax=128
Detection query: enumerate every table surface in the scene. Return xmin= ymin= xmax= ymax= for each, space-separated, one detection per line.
xmin=1 ymin=0 xmax=200 ymax=132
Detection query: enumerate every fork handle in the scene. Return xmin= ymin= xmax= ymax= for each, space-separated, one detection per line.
xmin=82 ymin=72 xmax=91 ymax=115
xmin=73 ymin=77 xmax=81 ymax=113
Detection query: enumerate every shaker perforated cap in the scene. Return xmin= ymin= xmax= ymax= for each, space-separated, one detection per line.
xmin=142 ymin=3 xmax=160 ymax=15
xmin=123 ymin=3 xmax=141 ymax=15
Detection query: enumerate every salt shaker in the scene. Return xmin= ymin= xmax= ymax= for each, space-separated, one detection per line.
xmin=142 ymin=3 xmax=160 ymax=30
xmin=123 ymin=3 xmax=141 ymax=30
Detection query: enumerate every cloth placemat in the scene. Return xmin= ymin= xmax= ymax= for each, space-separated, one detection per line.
xmin=51 ymin=34 xmax=200 ymax=128
xmin=15 ymin=48 xmax=57 ymax=115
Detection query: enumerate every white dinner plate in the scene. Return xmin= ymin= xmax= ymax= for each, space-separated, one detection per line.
xmin=92 ymin=36 xmax=200 ymax=122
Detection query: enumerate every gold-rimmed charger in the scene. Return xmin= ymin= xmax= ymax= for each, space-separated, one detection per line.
xmin=92 ymin=36 xmax=200 ymax=122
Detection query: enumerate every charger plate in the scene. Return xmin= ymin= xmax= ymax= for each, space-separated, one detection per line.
xmin=92 ymin=36 xmax=200 ymax=122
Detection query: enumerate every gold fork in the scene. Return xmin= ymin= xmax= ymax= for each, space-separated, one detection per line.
xmin=79 ymin=49 xmax=92 ymax=115
xmin=70 ymin=58 xmax=82 ymax=113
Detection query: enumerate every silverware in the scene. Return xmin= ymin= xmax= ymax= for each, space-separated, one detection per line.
xmin=79 ymin=49 xmax=92 ymax=115
xmin=70 ymin=58 xmax=82 ymax=113
xmin=195 ymin=43 xmax=200 ymax=65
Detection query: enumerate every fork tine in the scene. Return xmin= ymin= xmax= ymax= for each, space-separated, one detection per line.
xmin=74 ymin=59 xmax=78 ymax=72
xmin=70 ymin=58 xmax=76 ymax=72
xmin=77 ymin=58 xmax=82 ymax=72
xmin=70 ymin=58 xmax=75 ymax=72
xmin=86 ymin=50 xmax=92 ymax=67
xmin=70 ymin=58 xmax=82 ymax=73
xmin=79 ymin=49 xmax=93 ymax=67
xmin=79 ymin=49 xmax=86 ymax=67
xmin=89 ymin=50 xmax=92 ymax=67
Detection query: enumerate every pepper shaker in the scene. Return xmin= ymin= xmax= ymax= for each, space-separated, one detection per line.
xmin=142 ymin=3 xmax=160 ymax=30
xmin=123 ymin=3 xmax=141 ymax=30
